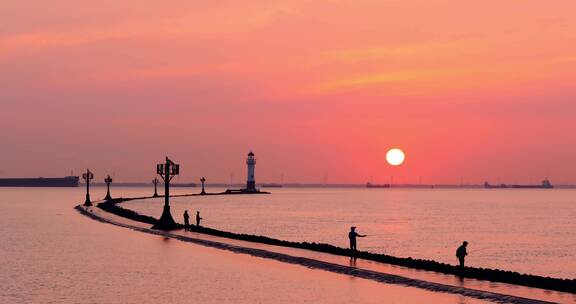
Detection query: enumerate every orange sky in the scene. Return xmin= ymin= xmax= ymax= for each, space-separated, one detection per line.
xmin=1 ymin=0 xmax=575 ymax=184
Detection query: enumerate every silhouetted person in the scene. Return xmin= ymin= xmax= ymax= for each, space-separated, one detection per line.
xmin=196 ymin=211 xmax=202 ymax=227
xmin=183 ymin=210 xmax=190 ymax=228
xmin=456 ymin=241 xmax=468 ymax=268
xmin=348 ymin=226 xmax=366 ymax=255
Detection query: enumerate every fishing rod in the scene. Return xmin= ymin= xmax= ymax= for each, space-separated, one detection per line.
xmin=468 ymin=246 xmax=494 ymax=254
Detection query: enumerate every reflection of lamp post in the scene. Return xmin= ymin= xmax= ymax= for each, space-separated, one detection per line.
xmin=104 ymin=175 xmax=113 ymax=200
xmin=200 ymin=177 xmax=206 ymax=195
xmin=82 ymin=169 xmax=94 ymax=206
xmin=152 ymin=157 xmax=180 ymax=230
xmin=152 ymin=177 xmax=159 ymax=197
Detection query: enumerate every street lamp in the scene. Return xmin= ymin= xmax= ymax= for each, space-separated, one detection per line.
xmin=200 ymin=177 xmax=206 ymax=195
xmin=152 ymin=177 xmax=159 ymax=197
xmin=82 ymin=169 xmax=94 ymax=206
xmin=104 ymin=175 xmax=113 ymax=200
xmin=152 ymin=157 xmax=180 ymax=230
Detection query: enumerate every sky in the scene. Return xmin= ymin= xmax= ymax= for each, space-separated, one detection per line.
xmin=1 ymin=0 xmax=575 ymax=184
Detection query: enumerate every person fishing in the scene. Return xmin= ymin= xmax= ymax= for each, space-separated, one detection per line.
xmin=456 ymin=241 xmax=468 ymax=268
xmin=183 ymin=210 xmax=190 ymax=228
xmin=348 ymin=226 xmax=366 ymax=255
xmin=196 ymin=211 xmax=203 ymax=227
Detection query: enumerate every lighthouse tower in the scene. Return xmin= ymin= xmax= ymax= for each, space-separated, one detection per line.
xmin=246 ymin=152 xmax=256 ymax=192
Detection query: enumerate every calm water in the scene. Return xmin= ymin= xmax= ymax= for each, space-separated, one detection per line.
xmin=1 ymin=187 xmax=498 ymax=304
xmin=124 ymin=187 xmax=576 ymax=279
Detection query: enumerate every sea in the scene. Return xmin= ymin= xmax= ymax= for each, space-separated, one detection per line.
xmin=1 ymin=186 xmax=575 ymax=303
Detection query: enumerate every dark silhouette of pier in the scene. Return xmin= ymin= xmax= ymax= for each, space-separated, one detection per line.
xmin=81 ymin=196 xmax=576 ymax=294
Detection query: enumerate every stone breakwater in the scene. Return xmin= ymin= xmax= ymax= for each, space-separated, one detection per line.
xmin=75 ymin=205 xmax=559 ymax=304
xmin=90 ymin=196 xmax=575 ymax=294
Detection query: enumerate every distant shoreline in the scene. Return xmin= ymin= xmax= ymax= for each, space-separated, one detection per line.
xmin=85 ymin=182 xmax=576 ymax=189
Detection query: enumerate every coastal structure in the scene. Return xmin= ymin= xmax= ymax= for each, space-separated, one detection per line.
xmin=200 ymin=177 xmax=206 ymax=195
xmin=246 ymin=152 xmax=256 ymax=192
xmin=152 ymin=157 xmax=180 ymax=230
xmin=224 ymin=151 xmax=268 ymax=194
xmin=82 ymin=169 xmax=94 ymax=206
xmin=152 ymin=177 xmax=159 ymax=197
xmin=104 ymin=175 xmax=113 ymax=200
xmin=83 ymin=194 xmax=575 ymax=295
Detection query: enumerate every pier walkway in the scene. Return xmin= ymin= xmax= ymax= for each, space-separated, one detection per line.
xmin=76 ymin=203 xmax=573 ymax=304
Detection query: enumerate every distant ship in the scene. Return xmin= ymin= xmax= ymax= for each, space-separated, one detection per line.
xmin=484 ymin=179 xmax=553 ymax=189
xmin=261 ymin=183 xmax=283 ymax=188
xmin=366 ymin=182 xmax=390 ymax=188
xmin=0 ymin=176 xmax=79 ymax=187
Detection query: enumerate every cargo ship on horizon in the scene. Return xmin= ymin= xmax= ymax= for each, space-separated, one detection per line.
xmin=484 ymin=179 xmax=553 ymax=189
xmin=0 ymin=176 xmax=79 ymax=187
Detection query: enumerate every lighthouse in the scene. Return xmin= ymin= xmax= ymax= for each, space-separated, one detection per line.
xmin=246 ymin=151 xmax=256 ymax=192
xmin=224 ymin=151 xmax=269 ymax=194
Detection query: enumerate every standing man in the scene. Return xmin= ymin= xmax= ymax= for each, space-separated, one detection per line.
xmin=348 ymin=226 xmax=366 ymax=255
xmin=456 ymin=241 xmax=468 ymax=268
xmin=183 ymin=210 xmax=190 ymax=228
xmin=196 ymin=211 xmax=203 ymax=227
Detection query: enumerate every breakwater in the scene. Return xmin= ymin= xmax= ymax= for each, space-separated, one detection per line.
xmin=94 ymin=196 xmax=575 ymax=294
xmin=75 ymin=205 xmax=559 ymax=304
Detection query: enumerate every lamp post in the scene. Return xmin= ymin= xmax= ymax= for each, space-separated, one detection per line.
xmin=200 ymin=177 xmax=206 ymax=195
xmin=104 ymin=175 xmax=113 ymax=200
xmin=82 ymin=169 xmax=94 ymax=206
xmin=152 ymin=177 xmax=159 ymax=197
xmin=152 ymin=157 xmax=180 ymax=230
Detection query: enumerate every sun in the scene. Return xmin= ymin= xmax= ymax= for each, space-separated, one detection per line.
xmin=386 ymin=148 xmax=405 ymax=166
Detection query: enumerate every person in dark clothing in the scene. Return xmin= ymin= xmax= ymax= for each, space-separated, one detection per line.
xmin=348 ymin=226 xmax=366 ymax=255
xmin=183 ymin=210 xmax=190 ymax=228
xmin=456 ymin=241 xmax=468 ymax=268
xmin=196 ymin=211 xmax=203 ymax=227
